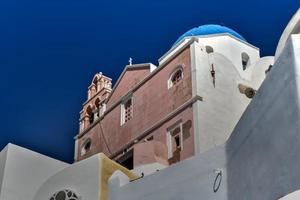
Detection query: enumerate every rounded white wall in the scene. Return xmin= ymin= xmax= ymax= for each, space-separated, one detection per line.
xmin=249 ymin=56 xmax=274 ymax=89
xmin=275 ymin=9 xmax=300 ymax=61
xmin=33 ymin=154 xmax=101 ymax=200
xmin=196 ymin=35 xmax=260 ymax=78
xmin=0 ymin=144 xmax=69 ymax=200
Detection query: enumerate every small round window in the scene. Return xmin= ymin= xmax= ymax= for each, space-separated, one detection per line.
xmin=50 ymin=189 xmax=79 ymax=200
xmin=81 ymin=138 xmax=92 ymax=156
xmin=84 ymin=140 xmax=91 ymax=151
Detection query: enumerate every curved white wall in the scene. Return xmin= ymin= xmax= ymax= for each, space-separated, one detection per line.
xmin=275 ymin=8 xmax=300 ymax=60
xmin=196 ymin=35 xmax=260 ymax=77
xmin=33 ymin=154 xmax=101 ymax=200
xmin=0 ymin=144 xmax=68 ymax=200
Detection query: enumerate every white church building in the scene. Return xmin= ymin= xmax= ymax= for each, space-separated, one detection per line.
xmin=1 ymin=8 xmax=300 ymax=200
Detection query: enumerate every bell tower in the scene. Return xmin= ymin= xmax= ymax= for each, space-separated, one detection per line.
xmin=79 ymin=72 xmax=112 ymax=133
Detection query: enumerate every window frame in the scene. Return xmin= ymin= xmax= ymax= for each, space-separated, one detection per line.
xmin=168 ymin=66 xmax=184 ymax=89
xmin=81 ymin=138 xmax=92 ymax=156
xmin=166 ymin=121 xmax=184 ymax=159
xmin=49 ymin=189 xmax=80 ymax=200
xmin=120 ymin=94 xmax=133 ymax=126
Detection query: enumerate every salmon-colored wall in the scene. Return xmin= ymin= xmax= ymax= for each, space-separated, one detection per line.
xmin=133 ymin=141 xmax=168 ymax=167
xmin=107 ymin=67 xmax=150 ymax=107
xmin=77 ymin=47 xmax=194 ymax=166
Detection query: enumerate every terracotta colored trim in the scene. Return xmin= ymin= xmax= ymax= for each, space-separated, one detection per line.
xmin=82 ymin=87 xmax=112 ymax=107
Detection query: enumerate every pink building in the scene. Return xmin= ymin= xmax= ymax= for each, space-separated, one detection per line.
xmin=74 ymin=25 xmax=273 ymax=173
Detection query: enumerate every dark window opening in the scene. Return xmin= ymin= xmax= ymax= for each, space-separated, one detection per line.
xmin=84 ymin=140 xmax=92 ymax=151
xmin=89 ymin=112 xmax=95 ymax=124
xmin=117 ymin=150 xmax=134 ymax=170
xmin=95 ymin=98 xmax=101 ymax=109
xmin=174 ymin=135 xmax=180 ymax=149
xmin=171 ymin=126 xmax=182 ymax=151
xmin=93 ymin=77 xmax=98 ymax=93
xmin=86 ymin=105 xmax=94 ymax=125
xmin=81 ymin=138 xmax=92 ymax=156
xmin=171 ymin=70 xmax=183 ymax=85
xmin=241 ymin=52 xmax=250 ymax=70
xmin=242 ymin=60 xmax=248 ymax=70
xmin=146 ymin=136 xmax=154 ymax=141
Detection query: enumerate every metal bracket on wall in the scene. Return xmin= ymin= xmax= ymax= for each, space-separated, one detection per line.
xmin=210 ymin=64 xmax=216 ymax=88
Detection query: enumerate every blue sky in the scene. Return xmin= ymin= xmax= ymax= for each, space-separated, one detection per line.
xmin=0 ymin=0 xmax=298 ymax=163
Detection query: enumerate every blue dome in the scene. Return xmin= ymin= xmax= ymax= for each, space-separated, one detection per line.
xmin=173 ymin=24 xmax=246 ymax=46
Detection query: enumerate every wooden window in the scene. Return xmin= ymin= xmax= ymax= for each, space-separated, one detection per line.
xmin=124 ymin=99 xmax=132 ymax=122
xmin=121 ymin=97 xmax=133 ymax=125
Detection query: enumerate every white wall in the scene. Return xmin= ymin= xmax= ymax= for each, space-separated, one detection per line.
xmin=191 ymin=38 xmax=272 ymax=154
xmin=0 ymin=143 xmax=69 ymax=200
xmin=275 ymin=9 xmax=300 ymax=60
xmin=249 ymin=56 xmax=274 ymax=89
xmin=132 ymin=162 xmax=167 ymax=177
xmin=197 ymin=35 xmax=260 ymax=77
xmin=109 ymin=145 xmax=227 ymax=200
xmin=192 ymin=42 xmax=250 ymax=153
xmin=33 ymin=154 xmax=101 ymax=200
xmin=0 ymin=145 xmax=8 ymax=194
